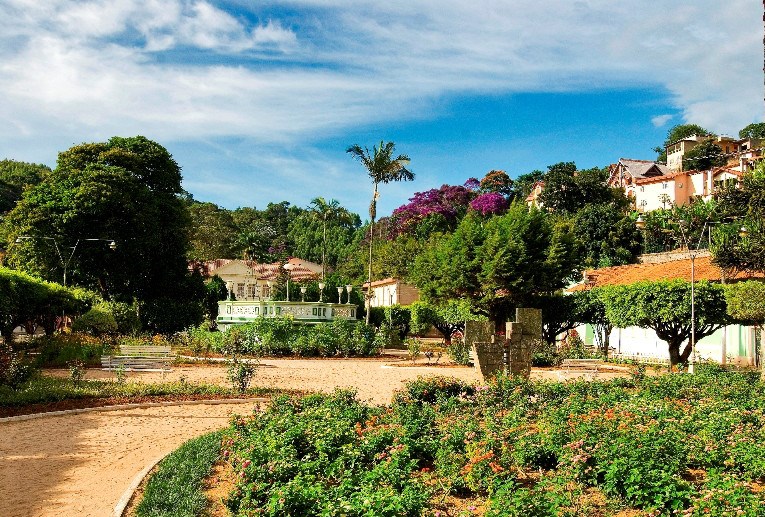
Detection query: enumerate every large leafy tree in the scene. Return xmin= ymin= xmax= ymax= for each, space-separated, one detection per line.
xmin=187 ymin=202 xmax=239 ymax=260
xmin=411 ymin=203 xmax=580 ymax=323
xmin=347 ymin=141 xmax=414 ymax=323
xmin=537 ymin=163 xmax=618 ymax=214
xmin=600 ymin=280 xmax=728 ymax=366
xmin=711 ymin=166 xmax=765 ymax=277
xmin=4 ymin=137 xmax=201 ymax=331
xmin=573 ymin=203 xmax=642 ymax=268
xmin=0 ymin=159 xmax=50 ymax=217
xmin=739 ymin=122 xmax=765 ymax=139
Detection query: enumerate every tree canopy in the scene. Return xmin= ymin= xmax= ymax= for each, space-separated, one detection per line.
xmin=3 ymin=136 xmax=201 ymax=331
xmin=654 ymin=123 xmax=712 ymax=163
xmin=600 ymin=280 xmax=728 ymax=366
xmin=738 ymin=122 xmax=765 ymax=140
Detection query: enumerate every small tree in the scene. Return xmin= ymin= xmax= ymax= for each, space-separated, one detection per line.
xmin=725 ymin=281 xmax=765 ymax=378
xmin=600 ymin=280 xmax=728 ymax=366
xmin=409 ymin=299 xmax=480 ymax=345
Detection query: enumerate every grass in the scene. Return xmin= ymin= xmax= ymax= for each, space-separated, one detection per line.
xmin=135 ymin=431 xmax=223 ymax=517
xmin=0 ymin=375 xmax=278 ymax=413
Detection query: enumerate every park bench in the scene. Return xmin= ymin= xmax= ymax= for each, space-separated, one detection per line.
xmin=101 ymin=345 xmax=173 ymax=372
xmin=559 ymin=358 xmax=601 ymax=380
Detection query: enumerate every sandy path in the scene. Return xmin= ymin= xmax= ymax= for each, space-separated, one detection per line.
xmin=0 ymin=401 xmax=257 ymax=517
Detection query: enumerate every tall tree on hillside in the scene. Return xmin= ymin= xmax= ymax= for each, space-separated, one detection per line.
xmin=347 ymin=141 xmax=414 ymax=323
xmin=739 ymin=122 xmax=765 ymax=139
xmin=653 ymin=123 xmax=712 ymax=163
xmin=309 ymin=197 xmax=353 ymax=280
xmin=682 ymin=140 xmax=726 ymax=171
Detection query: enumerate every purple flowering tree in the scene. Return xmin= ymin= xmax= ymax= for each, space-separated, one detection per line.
xmin=390 ymin=184 xmax=476 ymax=237
xmin=469 ymin=192 xmax=508 ymax=216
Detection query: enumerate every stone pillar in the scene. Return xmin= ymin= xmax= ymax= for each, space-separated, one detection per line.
xmin=505 ymin=308 xmax=542 ymax=379
xmin=465 ymin=321 xmax=503 ymax=378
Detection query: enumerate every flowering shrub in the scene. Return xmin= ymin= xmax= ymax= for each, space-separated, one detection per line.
xmin=221 ymin=365 xmax=765 ymax=515
xmin=469 ymin=192 xmax=508 ymax=216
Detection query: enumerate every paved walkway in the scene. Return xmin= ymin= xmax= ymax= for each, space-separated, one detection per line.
xmin=0 ymin=401 xmax=259 ymax=517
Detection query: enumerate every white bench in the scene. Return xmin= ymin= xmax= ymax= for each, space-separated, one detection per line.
xmin=559 ymin=358 xmax=601 ymax=380
xmin=101 ymin=345 xmax=173 ymax=372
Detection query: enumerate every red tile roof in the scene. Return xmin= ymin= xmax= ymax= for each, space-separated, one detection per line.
xmin=569 ymin=254 xmax=765 ymax=291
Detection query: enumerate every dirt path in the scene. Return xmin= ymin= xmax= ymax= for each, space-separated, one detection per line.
xmin=0 ymin=401 xmax=258 ymax=517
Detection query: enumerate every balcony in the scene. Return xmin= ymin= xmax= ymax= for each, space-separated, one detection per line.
xmin=217 ymin=300 xmax=357 ymax=329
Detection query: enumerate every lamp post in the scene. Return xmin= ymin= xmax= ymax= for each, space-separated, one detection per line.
xmin=337 ymin=286 xmax=344 ymax=303
xmin=345 ymin=285 xmax=352 ymax=304
xmin=300 ymin=286 xmax=307 ymax=302
xmin=636 ymin=215 xmax=713 ymax=373
xmin=282 ymin=262 xmax=297 ymax=302
xmin=318 ymin=281 xmax=325 ymax=302
xmin=15 ymin=236 xmax=116 ymax=287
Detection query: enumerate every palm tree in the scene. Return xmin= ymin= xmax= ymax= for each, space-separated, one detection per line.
xmin=346 ymin=141 xmax=413 ymax=323
xmin=309 ymin=197 xmax=353 ymax=280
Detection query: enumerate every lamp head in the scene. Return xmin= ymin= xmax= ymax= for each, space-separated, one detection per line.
xmin=739 ymin=226 xmax=749 ymax=238
xmin=109 ymin=240 xmax=117 ymax=250
xmin=635 ymin=215 xmax=646 ymax=230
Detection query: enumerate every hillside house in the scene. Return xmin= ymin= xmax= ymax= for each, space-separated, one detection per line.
xmin=362 ymin=278 xmax=420 ymax=307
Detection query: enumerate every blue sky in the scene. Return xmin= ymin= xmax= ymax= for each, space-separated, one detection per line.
xmin=0 ymin=1 xmax=762 ymax=217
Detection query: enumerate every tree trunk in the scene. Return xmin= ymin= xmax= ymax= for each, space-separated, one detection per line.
xmin=667 ymin=338 xmax=693 ymax=367
xmin=366 ymin=183 xmax=378 ymax=325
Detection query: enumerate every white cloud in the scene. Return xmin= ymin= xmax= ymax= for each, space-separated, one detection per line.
xmin=0 ymin=0 xmax=761 ymax=212
xmin=652 ymin=114 xmax=673 ymax=127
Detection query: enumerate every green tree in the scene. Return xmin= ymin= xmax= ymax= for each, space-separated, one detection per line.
xmin=654 ymin=123 xmax=712 ymax=163
xmin=0 ymin=267 xmax=86 ymax=342
xmin=0 ymin=159 xmax=50 ymax=216
xmin=711 ymin=166 xmax=765 ymax=276
xmin=308 ymin=197 xmax=354 ymax=280
xmin=537 ymin=163 xmax=618 ymax=214
xmin=411 ymin=204 xmax=580 ymax=323
xmin=682 ymin=140 xmax=726 ymax=171
xmin=409 ymin=299 xmax=478 ymax=344
xmin=573 ymin=204 xmax=642 ymax=268
xmin=738 ymin=122 xmax=765 ymax=139
xmin=600 ymin=280 xmax=728 ymax=366
xmin=347 ymin=141 xmax=414 ymax=323
xmin=187 ymin=202 xmax=239 ymax=260
xmin=536 ymin=291 xmax=591 ymax=346
xmin=4 ymin=136 xmax=201 ymax=332
xmin=725 ymin=281 xmax=765 ymax=378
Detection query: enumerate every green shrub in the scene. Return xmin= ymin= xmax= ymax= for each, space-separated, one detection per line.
xmin=32 ymin=333 xmax=106 ymax=367
xmin=447 ymin=337 xmax=471 ymax=365
xmin=71 ymin=306 xmax=118 ymax=336
xmin=104 ymin=301 xmax=141 ymax=335
xmin=0 ymin=345 xmax=36 ymax=390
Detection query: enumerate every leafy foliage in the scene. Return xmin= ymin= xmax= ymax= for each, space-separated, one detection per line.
xmin=600 ymin=280 xmax=729 ymax=365
xmin=222 ymin=368 xmax=765 ymax=515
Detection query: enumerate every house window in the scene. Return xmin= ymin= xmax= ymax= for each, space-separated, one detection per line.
xmin=662 ymin=182 xmax=668 ymax=189
xmin=640 ymin=186 xmax=644 ymax=192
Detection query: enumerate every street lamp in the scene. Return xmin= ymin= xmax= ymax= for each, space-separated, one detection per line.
xmin=337 ymin=286 xmax=344 ymax=303
xmin=282 ymin=262 xmax=297 ymax=302
xmin=15 ymin=236 xmax=116 ymax=287
xmin=318 ymin=281 xmax=325 ymax=302
xmin=345 ymin=284 xmax=352 ymax=304
xmin=300 ymin=286 xmax=307 ymax=302
xmin=636 ymin=217 xmax=712 ymax=373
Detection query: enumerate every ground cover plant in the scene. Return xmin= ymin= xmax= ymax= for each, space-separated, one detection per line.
xmin=136 ymin=431 xmax=224 ymax=517
xmin=221 ymin=366 xmax=765 ymax=516
xmin=0 ymin=375 xmax=277 ymax=416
